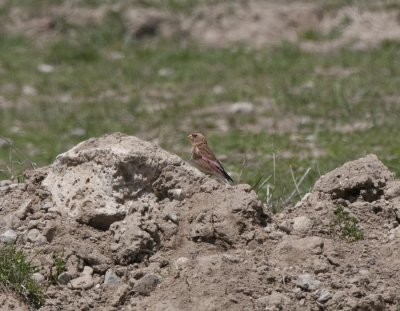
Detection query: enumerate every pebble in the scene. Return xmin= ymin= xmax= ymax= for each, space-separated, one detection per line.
xmin=14 ymin=199 xmax=32 ymax=219
xmin=229 ymin=102 xmax=254 ymax=114
xmin=313 ymin=288 xmax=332 ymax=303
xmin=68 ymin=274 xmax=94 ymax=290
xmin=82 ymin=266 xmax=94 ymax=276
xmin=385 ymin=183 xmax=400 ymax=199
xmin=104 ymin=269 xmax=121 ymax=285
xmin=0 ymin=180 xmax=12 ymax=187
xmin=294 ymin=274 xmax=321 ymax=291
xmin=32 ymin=272 xmax=45 ymax=284
xmin=0 ymin=185 xmax=10 ymax=193
xmin=58 ymin=272 xmax=73 ymax=285
xmin=257 ymin=291 xmax=290 ymax=308
xmin=24 ymin=228 xmax=47 ymax=245
xmin=292 ymin=216 xmax=313 ymax=233
xmin=41 ymin=202 xmax=53 ymax=211
xmin=133 ymin=274 xmax=162 ymax=295
xmin=175 ymin=257 xmax=189 ymax=270
xmin=168 ymin=188 xmax=185 ymax=201
xmin=37 ymin=63 xmax=54 ymax=73
xmin=315 ymin=202 xmax=325 ymax=211
xmin=278 ymin=221 xmax=292 ymax=234
xmin=0 ymin=229 xmax=17 ymax=243
xmin=166 ymin=212 xmax=178 ymax=224
xmin=5 ymin=214 xmax=21 ymax=229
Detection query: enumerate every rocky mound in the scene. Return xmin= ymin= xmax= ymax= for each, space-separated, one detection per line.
xmin=1 ymin=135 xmax=400 ymax=311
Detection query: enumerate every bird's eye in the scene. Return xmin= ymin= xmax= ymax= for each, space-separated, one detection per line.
xmin=192 ymin=134 xmax=197 ymax=137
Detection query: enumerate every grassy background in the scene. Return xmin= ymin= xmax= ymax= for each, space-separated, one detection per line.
xmin=0 ymin=0 xmax=399 ymax=209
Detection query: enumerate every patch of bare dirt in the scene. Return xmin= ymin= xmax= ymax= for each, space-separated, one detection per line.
xmin=1 ymin=135 xmax=400 ymax=310
xmin=4 ymin=1 xmax=400 ymax=50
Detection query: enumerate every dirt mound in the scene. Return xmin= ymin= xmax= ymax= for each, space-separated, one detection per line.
xmin=1 ymin=136 xmax=400 ymax=310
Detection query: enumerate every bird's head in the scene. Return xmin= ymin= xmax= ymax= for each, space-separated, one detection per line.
xmin=187 ymin=133 xmax=207 ymax=144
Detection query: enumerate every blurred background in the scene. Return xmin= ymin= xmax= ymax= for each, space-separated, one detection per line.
xmin=0 ymin=0 xmax=399 ymax=210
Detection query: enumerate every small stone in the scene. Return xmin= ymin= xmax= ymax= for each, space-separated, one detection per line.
xmin=0 ymin=180 xmax=12 ymax=186
xmin=69 ymin=274 xmax=94 ymax=290
xmin=24 ymin=229 xmax=47 ymax=245
xmin=212 ymin=85 xmax=225 ymax=95
xmin=313 ymin=288 xmax=332 ymax=303
xmin=105 ymin=269 xmax=121 ymax=286
xmin=292 ymin=216 xmax=313 ymax=234
xmin=257 ymin=291 xmax=290 ymax=308
xmin=166 ymin=212 xmax=178 ymax=224
xmin=229 ymin=102 xmax=254 ymax=114
xmin=32 ymin=273 xmax=45 ymax=284
xmin=110 ymin=284 xmax=129 ymax=307
xmin=70 ymin=127 xmax=86 ymax=137
xmin=82 ymin=266 xmax=94 ymax=276
xmin=41 ymin=202 xmax=53 ymax=211
xmin=278 ymin=221 xmax=292 ymax=234
xmin=22 ymin=85 xmax=37 ymax=96
xmin=133 ymin=274 xmax=161 ymax=295
xmin=294 ymin=274 xmax=321 ymax=291
xmin=385 ymin=183 xmax=400 ymax=199
xmin=175 ymin=257 xmax=189 ymax=270
xmin=168 ymin=188 xmax=185 ymax=201
xmin=14 ymin=199 xmax=32 ymax=219
xmin=0 ymin=185 xmax=10 ymax=193
xmin=0 ymin=229 xmax=17 ymax=244
xmin=58 ymin=272 xmax=72 ymax=285
xmin=158 ymin=68 xmax=173 ymax=77
xmin=37 ymin=64 xmax=54 ymax=73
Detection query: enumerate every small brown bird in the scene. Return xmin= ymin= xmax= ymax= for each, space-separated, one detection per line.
xmin=187 ymin=133 xmax=233 ymax=183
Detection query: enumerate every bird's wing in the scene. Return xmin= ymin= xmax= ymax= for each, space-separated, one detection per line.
xmin=195 ymin=144 xmax=233 ymax=182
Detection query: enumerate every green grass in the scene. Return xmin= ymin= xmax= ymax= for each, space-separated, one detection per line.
xmin=331 ymin=205 xmax=364 ymax=241
xmin=50 ymin=252 xmax=66 ymax=284
xmin=0 ymin=1 xmax=400 ymax=211
xmin=0 ymin=244 xmax=45 ymax=309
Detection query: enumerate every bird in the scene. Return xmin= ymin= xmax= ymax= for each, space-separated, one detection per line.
xmin=187 ymin=133 xmax=233 ymax=183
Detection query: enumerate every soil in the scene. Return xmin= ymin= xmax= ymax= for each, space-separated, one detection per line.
xmin=1 ymin=135 xmax=400 ymax=311
xmin=4 ymin=0 xmax=400 ymax=50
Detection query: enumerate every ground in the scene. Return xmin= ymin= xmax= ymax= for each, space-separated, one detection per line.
xmin=1 ymin=1 xmax=400 ymax=310
xmin=1 ymin=135 xmax=400 ymax=310
xmin=0 ymin=0 xmax=400 ymax=210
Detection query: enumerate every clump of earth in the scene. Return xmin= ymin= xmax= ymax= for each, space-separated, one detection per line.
xmin=1 ymin=133 xmax=400 ymax=311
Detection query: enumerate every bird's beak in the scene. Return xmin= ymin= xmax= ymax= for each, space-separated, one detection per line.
xmin=187 ymin=134 xmax=193 ymax=140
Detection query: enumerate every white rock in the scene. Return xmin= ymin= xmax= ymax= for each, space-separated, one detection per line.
xmin=175 ymin=257 xmax=189 ymax=270
xmin=229 ymin=102 xmax=254 ymax=114
xmin=42 ymin=134 xmax=204 ymax=229
xmin=82 ymin=266 xmax=94 ymax=276
xmin=158 ymin=67 xmax=174 ymax=77
xmin=292 ymin=216 xmax=313 ymax=233
xmin=0 ymin=229 xmax=17 ymax=243
xmin=104 ymin=269 xmax=121 ymax=285
xmin=68 ymin=274 xmax=94 ymax=290
xmin=14 ymin=199 xmax=32 ymax=219
xmin=313 ymin=288 xmax=332 ymax=303
xmin=22 ymin=85 xmax=37 ymax=96
xmin=37 ymin=64 xmax=54 ymax=73
xmin=32 ymin=272 xmax=45 ymax=284
xmin=70 ymin=127 xmax=86 ymax=137
xmin=257 ymin=291 xmax=290 ymax=308
xmin=25 ymin=229 xmax=47 ymax=245
xmin=294 ymin=273 xmax=321 ymax=291
xmin=168 ymin=188 xmax=185 ymax=201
